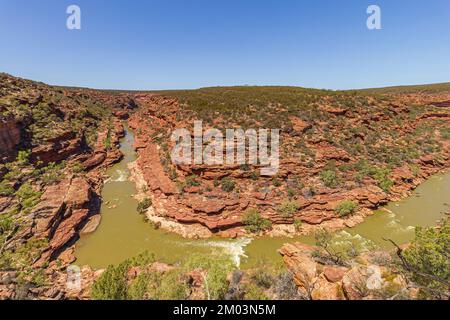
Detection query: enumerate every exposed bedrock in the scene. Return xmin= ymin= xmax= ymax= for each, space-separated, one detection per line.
xmin=0 ymin=118 xmax=22 ymax=163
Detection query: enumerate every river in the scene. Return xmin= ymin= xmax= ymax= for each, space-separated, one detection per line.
xmin=75 ymin=128 xmax=450 ymax=269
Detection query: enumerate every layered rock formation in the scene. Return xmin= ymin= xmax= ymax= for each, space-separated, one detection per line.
xmin=1 ymin=73 xmax=449 ymax=300
xmin=127 ymin=90 xmax=450 ymax=238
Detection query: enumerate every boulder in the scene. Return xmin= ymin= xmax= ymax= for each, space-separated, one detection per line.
xmin=289 ymin=116 xmax=312 ymax=133
xmin=278 ymin=243 xmax=317 ymax=294
xmin=311 ymin=275 xmax=345 ymax=300
xmin=80 ymin=214 xmax=102 ymax=234
xmin=323 ymin=266 xmax=348 ymax=283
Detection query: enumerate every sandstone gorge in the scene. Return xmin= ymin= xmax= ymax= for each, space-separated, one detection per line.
xmin=126 ymin=92 xmax=449 ymax=238
xmin=1 ymin=73 xmax=449 ymax=300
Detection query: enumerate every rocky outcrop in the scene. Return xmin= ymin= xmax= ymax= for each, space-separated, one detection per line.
xmin=30 ymin=131 xmax=83 ymax=165
xmin=279 ymin=242 xmax=413 ymax=300
xmin=0 ymin=265 xmax=102 ymax=300
xmin=431 ymin=100 xmax=450 ymax=108
xmin=82 ymin=119 xmax=124 ymax=170
xmin=135 ymin=143 xmax=177 ymax=195
xmin=289 ymin=116 xmax=312 ymax=134
xmin=80 ymin=214 xmax=101 ymax=235
xmin=28 ymin=176 xmax=94 ymax=266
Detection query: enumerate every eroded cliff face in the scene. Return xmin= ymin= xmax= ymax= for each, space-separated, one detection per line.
xmin=0 ymin=119 xmax=21 ymax=163
xmin=127 ymin=90 xmax=450 ymax=238
xmin=0 ymin=74 xmax=132 ymax=300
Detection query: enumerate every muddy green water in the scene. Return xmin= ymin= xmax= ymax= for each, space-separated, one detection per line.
xmin=75 ymin=129 xmax=450 ymax=269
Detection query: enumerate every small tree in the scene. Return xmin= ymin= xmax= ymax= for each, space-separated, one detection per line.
xmin=185 ymin=254 xmax=235 ymax=300
xmin=91 ymin=262 xmax=129 ymax=300
xmin=387 ymin=219 xmax=450 ymax=299
xmin=314 ymin=229 xmax=359 ymax=266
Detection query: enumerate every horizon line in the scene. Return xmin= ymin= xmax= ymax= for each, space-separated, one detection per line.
xmin=3 ymin=71 xmax=450 ymax=93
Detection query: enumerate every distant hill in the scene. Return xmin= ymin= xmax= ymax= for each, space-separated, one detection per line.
xmin=356 ymin=82 xmax=450 ymax=94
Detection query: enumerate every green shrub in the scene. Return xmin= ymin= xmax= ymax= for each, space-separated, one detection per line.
xmin=242 ymin=209 xmax=272 ymax=233
xmin=0 ymin=182 xmax=15 ymax=197
xmin=372 ymin=168 xmax=394 ymax=192
xmin=150 ymin=270 xmax=189 ymax=300
xmin=91 ymin=262 xmax=129 ymax=300
xmin=41 ymin=162 xmax=66 ymax=185
xmin=137 ymin=198 xmax=152 ymax=214
xmin=185 ymin=175 xmax=200 ymax=187
xmin=239 ymin=164 xmax=250 ymax=171
xmin=277 ymin=201 xmax=299 ymax=218
xmin=251 ymin=269 xmax=273 ymax=289
xmin=335 ymin=200 xmax=358 ymax=217
xmin=272 ymin=177 xmax=282 ymax=187
xmin=403 ymin=219 xmax=450 ymax=298
xmin=129 ymin=250 xmax=156 ymax=267
xmin=354 ymin=171 xmax=365 ymax=183
xmin=15 ymin=183 xmax=42 ymax=213
xmin=185 ymin=254 xmax=234 ymax=300
xmin=354 ymin=162 xmax=394 ymax=192
xmin=440 ymin=127 xmax=450 ymax=140
xmin=17 ymin=150 xmax=31 ymax=165
xmin=287 ymin=188 xmax=295 ymax=199
xmin=0 ymin=214 xmax=15 ymax=236
xmin=221 ymin=177 xmax=236 ymax=192
xmin=293 ymin=219 xmax=302 ymax=231
xmin=243 ymin=283 xmax=269 ymax=300
xmin=93 ymin=251 xmax=156 ymax=300
xmin=128 ymin=273 xmax=151 ymax=300
xmin=6 ymin=239 xmax=49 ymax=285
xmin=409 ymin=164 xmax=421 ymax=177
xmin=250 ymin=171 xmax=259 ymax=180
xmin=70 ymin=161 xmax=85 ymax=174
xmin=320 ymin=169 xmax=341 ymax=188
xmin=103 ymin=127 xmax=112 ymax=150
xmin=314 ymin=229 xmax=362 ymax=265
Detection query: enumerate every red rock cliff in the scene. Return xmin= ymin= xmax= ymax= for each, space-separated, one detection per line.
xmin=0 ymin=119 xmax=21 ymax=162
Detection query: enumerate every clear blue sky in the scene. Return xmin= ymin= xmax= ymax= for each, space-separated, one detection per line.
xmin=1 ymin=0 xmax=449 ymax=90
